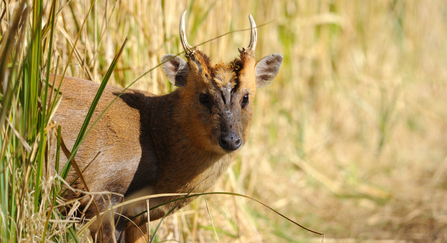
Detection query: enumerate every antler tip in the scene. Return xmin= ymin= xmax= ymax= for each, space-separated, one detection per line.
xmin=246 ymin=14 xmax=257 ymax=52
xmin=180 ymin=10 xmax=194 ymax=55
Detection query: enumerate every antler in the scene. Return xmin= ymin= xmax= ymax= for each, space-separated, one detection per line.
xmin=239 ymin=14 xmax=257 ymax=53
xmin=181 ymin=11 xmax=256 ymax=55
xmin=247 ymin=15 xmax=257 ymax=51
xmin=180 ymin=11 xmax=194 ymax=55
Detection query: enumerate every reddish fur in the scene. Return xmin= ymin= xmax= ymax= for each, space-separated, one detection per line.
xmin=49 ymin=51 xmax=259 ymax=242
xmin=49 ymin=23 xmax=283 ymax=241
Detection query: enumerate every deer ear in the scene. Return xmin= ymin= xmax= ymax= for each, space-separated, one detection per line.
xmin=255 ymin=54 xmax=283 ymax=88
xmin=161 ymin=54 xmax=189 ymax=87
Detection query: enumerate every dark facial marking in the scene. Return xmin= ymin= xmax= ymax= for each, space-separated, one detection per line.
xmin=232 ymin=78 xmax=240 ymax=95
xmin=194 ymin=60 xmax=202 ymax=73
xmin=220 ymin=91 xmax=226 ymax=104
xmin=230 ymin=59 xmax=243 ymax=93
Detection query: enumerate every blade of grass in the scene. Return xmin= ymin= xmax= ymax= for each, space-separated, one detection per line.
xmin=40 ymin=1 xmax=57 ymax=241
xmin=78 ymin=191 xmax=324 ymax=238
xmin=150 ymin=202 xmax=180 ymax=243
xmin=31 ymin=0 xmax=44 ymax=213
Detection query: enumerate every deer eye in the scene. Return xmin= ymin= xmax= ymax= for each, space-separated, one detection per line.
xmin=241 ymin=93 xmax=249 ymax=107
xmin=199 ymin=93 xmax=211 ymax=106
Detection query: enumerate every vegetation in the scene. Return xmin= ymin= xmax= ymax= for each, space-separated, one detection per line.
xmin=1 ymin=0 xmax=447 ymax=242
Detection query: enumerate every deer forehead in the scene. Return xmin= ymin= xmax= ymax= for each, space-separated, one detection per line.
xmin=213 ymin=65 xmax=237 ymax=90
xmin=192 ymin=61 xmax=254 ymax=95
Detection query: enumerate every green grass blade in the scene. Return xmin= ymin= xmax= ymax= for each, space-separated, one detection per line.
xmin=31 ymin=0 xmax=43 ymax=214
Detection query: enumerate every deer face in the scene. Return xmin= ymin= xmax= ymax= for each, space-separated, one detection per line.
xmin=161 ymin=12 xmax=283 ymax=154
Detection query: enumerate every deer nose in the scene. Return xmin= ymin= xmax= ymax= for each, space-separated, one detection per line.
xmin=219 ymin=132 xmax=242 ymax=151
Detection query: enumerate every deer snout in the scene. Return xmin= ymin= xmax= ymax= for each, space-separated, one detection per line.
xmin=219 ymin=131 xmax=242 ymax=151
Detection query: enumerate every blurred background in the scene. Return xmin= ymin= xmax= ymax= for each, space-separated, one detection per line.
xmin=6 ymin=0 xmax=447 ymax=242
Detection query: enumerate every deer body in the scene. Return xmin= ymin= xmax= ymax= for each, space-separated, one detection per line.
xmin=52 ymin=74 xmax=232 ymax=218
xmin=51 ymin=12 xmax=282 ymax=242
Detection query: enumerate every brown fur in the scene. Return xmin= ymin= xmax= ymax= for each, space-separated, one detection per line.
xmin=50 ymin=29 xmax=282 ymax=242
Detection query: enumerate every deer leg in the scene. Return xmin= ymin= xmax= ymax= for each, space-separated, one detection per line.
xmin=125 ymin=222 xmax=149 ymax=243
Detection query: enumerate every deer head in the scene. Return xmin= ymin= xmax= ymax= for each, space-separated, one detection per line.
xmin=161 ymin=11 xmax=283 ymax=154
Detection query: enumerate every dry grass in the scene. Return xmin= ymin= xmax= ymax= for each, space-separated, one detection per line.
xmin=2 ymin=0 xmax=447 ymax=242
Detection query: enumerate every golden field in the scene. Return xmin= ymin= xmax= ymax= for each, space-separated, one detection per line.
xmin=1 ymin=0 xmax=447 ymax=242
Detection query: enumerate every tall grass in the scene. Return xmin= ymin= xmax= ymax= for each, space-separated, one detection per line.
xmin=0 ymin=1 xmax=67 ymax=241
xmin=2 ymin=0 xmax=447 ymax=242
xmin=0 ymin=0 xmax=125 ymax=242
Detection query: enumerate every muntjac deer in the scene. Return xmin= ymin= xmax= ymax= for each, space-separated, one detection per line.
xmin=50 ymin=11 xmax=283 ymax=242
